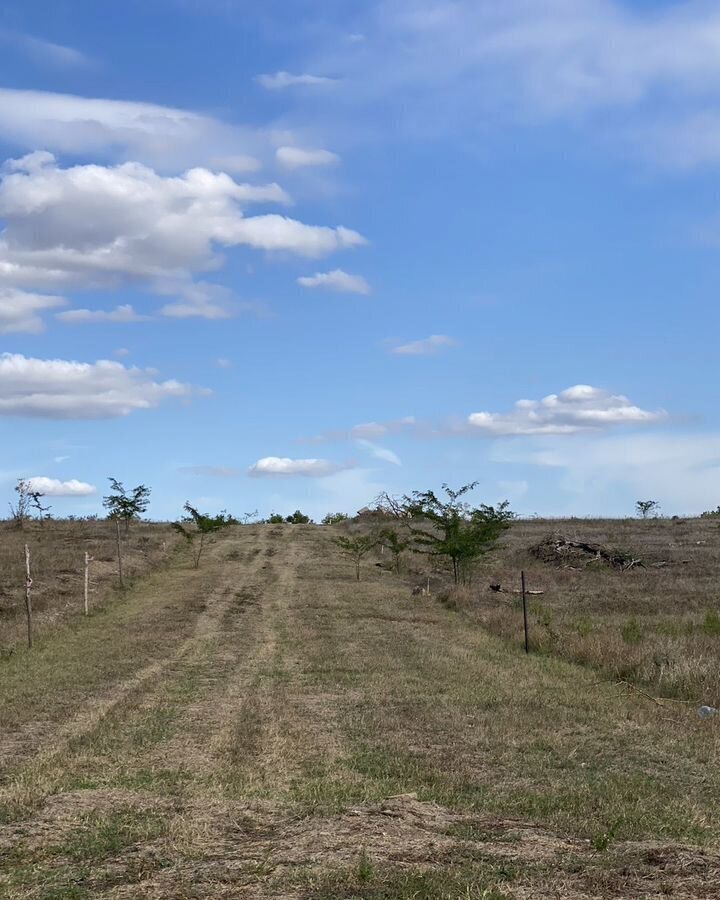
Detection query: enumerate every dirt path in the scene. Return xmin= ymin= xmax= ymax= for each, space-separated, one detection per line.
xmin=1 ymin=525 xmax=720 ymax=899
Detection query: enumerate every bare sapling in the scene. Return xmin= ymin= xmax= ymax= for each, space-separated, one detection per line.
xmin=24 ymin=544 xmax=32 ymax=648
xmin=9 ymin=479 xmax=48 ymax=529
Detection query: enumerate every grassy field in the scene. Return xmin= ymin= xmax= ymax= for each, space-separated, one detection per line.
xmin=0 ymin=519 xmax=719 ymax=898
xmin=0 ymin=520 xmax=178 ymax=652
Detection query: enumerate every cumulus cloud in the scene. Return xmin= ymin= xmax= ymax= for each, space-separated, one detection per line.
xmin=26 ymin=476 xmax=96 ymax=496
xmin=276 ymin=146 xmax=340 ymax=169
xmin=0 ymin=154 xmax=365 ymax=306
xmin=467 ymin=385 xmax=666 ymax=436
xmin=0 ymin=88 xmax=266 ymax=170
xmin=0 ymin=288 xmax=66 ymax=333
xmin=0 ymin=353 xmax=207 ymax=419
xmin=256 ymin=71 xmax=338 ymax=90
xmin=391 ymin=334 xmax=457 ymax=356
xmin=56 ymin=304 xmax=148 ymax=324
xmin=248 ymin=457 xmax=352 ymax=478
xmin=297 ymin=269 xmax=370 ymax=294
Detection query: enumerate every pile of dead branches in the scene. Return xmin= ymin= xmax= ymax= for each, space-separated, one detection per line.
xmin=530 ymin=535 xmax=644 ymax=571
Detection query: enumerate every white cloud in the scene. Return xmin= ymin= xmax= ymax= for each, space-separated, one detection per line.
xmin=0 ymin=154 xmax=365 ymax=304
xmin=356 ymin=439 xmax=402 ymax=466
xmin=297 ymin=269 xmax=370 ymax=294
xmin=276 ymin=146 xmax=340 ymax=169
xmin=26 ymin=476 xmax=96 ymax=496
xmin=256 ymin=71 xmax=338 ymax=90
xmin=248 ymin=457 xmax=352 ymax=478
xmin=0 ymin=353 xmax=207 ymax=419
xmin=56 ymin=304 xmax=148 ymax=324
xmin=0 ymin=88 xmax=269 ymax=170
xmin=0 ymin=288 xmax=66 ymax=333
xmin=468 ymin=384 xmax=666 ymax=436
xmin=216 ymin=357 xmax=233 ymax=369
xmin=391 ymin=334 xmax=457 ymax=356
xmin=0 ymin=29 xmax=91 ymax=69
xmin=114 ymin=348 xmax=130 ymax=357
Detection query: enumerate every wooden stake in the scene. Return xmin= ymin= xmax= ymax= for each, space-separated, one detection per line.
xmin=24 ymin=544 xmax=32 ymax=649
xmin=115 ymin=518 xmax=124 ymax=588
xmin=84 ymin=552 xmax=93 ymax=615
xmin=521 ymin=570 xmax=529 ymax=654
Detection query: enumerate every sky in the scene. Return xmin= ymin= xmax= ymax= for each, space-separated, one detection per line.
xmin=0 ymin=0 xmax=718 ymax=521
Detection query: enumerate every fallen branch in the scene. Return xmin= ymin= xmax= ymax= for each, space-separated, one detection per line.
xmin=489 ymin=582 xmax=544 ymax=595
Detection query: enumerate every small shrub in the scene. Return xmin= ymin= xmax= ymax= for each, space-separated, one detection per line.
xmin=286 ymin=510 xmax=312 ymax=524
xmin=702 ymin=609 xmax=720 ymax=636
xmin=621 ymin=617 xmax=643 ymax=646
xmin=573 ymin=615 xmax=594 ymax=638
xmin=356 ymin=850 xmax=375 ymax=883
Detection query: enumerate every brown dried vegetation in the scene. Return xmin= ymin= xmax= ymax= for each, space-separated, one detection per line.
xmin=1 ymin=520 xmax=719 ymax=898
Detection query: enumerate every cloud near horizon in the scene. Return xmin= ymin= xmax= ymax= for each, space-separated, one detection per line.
xmin=468 ymin=385 xmax=667 ymax=436
xmin=26 ymin=476 xmax=96 ymax=496
xmin=248 ymin=457 xmax=353 ymax=478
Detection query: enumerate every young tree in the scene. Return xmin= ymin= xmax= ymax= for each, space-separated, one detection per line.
xmin=636 ymin=500 xmax=660 ymax=519
xmin=333 ymin=533 xmax=380 ymax=581
xmin=380 ymin=527 xmax=410 ymax=574
xmin=400 ymin=483 xmax=514 ymax=585
xmin=172 ymin=503 xmax=235 ymax=568
xmin=266 ymin=513 xmax=285 ymax=524
xmin=103 ymin=478 xmax=151 ymax=533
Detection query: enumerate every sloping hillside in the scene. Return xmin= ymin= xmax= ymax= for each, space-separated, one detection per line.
xmin=1 ymin=523 xmax=719 ymax=899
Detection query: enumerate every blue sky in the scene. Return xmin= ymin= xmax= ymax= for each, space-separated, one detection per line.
xmin=0 ymin=0 xmax=717 ymax=520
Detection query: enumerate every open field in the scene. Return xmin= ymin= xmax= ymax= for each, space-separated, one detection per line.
xmin=0 ymin=520 xmax=178 ymax=652
xmin=1 ymin=520 xmax=719 ymax=898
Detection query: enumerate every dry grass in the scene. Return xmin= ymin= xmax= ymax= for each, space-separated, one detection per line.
xmin=0 ymin=519 xmax=178 ymax=652
xmin=1 ymin=521 xmax=720 ymax=898
xmin=450 ymin=517 xmax=720 ymax=704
